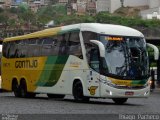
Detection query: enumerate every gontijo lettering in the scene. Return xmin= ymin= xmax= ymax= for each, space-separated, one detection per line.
xmin=15 ymin=60 xmax=38 ymax=68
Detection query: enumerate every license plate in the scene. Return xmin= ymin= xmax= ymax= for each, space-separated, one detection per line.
xmin=125 ymin=91 xmax=134 ymax=96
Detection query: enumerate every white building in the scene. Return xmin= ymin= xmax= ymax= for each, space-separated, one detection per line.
xmin=140 ymin=7 xmax=160 ymax=19
xmin=96 ymin=0 xmax=149 ymax=14
xmin=96 ymin=0 xmax=110 ymax=13
xmin=0 ymin=0 xmax=4 ymax=8
xmin=140 ymin=0 xmax=160 ymax=19
xmin=34 ymin=0 xmax=45 ymax=5
xmin=149 ymin=0 xmax=160 ymax=8
xmin=124 ymin=0 xmax=148 ymax=7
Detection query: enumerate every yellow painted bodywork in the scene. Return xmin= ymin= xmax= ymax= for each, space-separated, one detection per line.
xmin=108 ymin=77 xmax=132 ymax=86
xmin=2 ymin=56 xmax=47 ymax=92
xmin=4 ymin=27 xmax=61 ymax=42
xmin=2 ymin=26 xmax=62 ymax=91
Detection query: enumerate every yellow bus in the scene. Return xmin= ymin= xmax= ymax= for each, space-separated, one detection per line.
xmin=1 ymin=23 xmax=159 ymax=104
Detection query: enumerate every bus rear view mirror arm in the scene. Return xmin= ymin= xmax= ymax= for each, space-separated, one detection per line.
xmin=90 ymin=40 xmax=105 ymax=57
xmin=147 ymin=43 xmax=159 ymax=60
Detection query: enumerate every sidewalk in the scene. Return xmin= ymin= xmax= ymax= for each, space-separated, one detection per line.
xmin=154 ymin=87 xmax=160 ymax=92
xmin=155 ymin=87 xmax=160 ymax=91
xmin=153 ymin=84 xmax=160 ymax=92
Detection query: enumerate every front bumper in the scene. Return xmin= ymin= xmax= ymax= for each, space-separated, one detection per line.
xmin=100 ymin=83 xmax=150 ymax=98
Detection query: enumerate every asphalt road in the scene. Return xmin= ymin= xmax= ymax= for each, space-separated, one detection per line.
xmin=0 ymin=90 xmax=160 ymax=120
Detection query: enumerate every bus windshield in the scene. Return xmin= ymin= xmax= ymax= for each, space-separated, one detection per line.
xmin=100 ymin=35 xmax=149 ymax=80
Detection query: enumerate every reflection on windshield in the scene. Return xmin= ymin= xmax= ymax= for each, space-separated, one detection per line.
xmin=100 ymin=36 xmax=149 ymax=80
xmin=105 ymin=41 xmax=126 ymax=75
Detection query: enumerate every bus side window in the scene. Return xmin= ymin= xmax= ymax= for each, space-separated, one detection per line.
xmin=26 ymin=38 xmax=38 ymax=57
xmin=57 ymin=33 xmax=70 ymax=56
xmin=68 ymin=32 xmax=83 ymax=59
xmin=37 ymin=38 xmax=43 ymax=45
xmin=8 ymin=42 xmax=16 ymax=58
xmin=82 ymin=31 xmax=98 ymax=50
xmin=13 ymin=40 xmax=25 ymax=58
xmin=2 ymin=42 xmax=8 ymax=58
xmin=16 ymin=39 xmax=28 ymax=58
xmin=42 ymin=37 xmax=56 ymax=56
xmin=51 ymin=37 xmax=59 ymax=56
xmin=58 ymin=34 xmax=67 ymax=55
xmin=5 ymin=42 xmax=10 ymax=58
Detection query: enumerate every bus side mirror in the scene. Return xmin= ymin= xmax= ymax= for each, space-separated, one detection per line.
xmin=90 ymin=40 xmax=105 ymax=58
xmin=147 ymin=43 xmax=159 ymax=60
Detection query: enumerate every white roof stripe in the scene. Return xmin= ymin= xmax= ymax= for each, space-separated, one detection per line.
xmin=62 ymin=23 xmax=144 ymax=37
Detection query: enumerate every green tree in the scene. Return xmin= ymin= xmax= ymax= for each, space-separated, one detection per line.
xmin=0 ymin=14 xmax=9 ymax=30
xmin=15 ymin=5 xmax=36 ymax=29
xmin=8 ymin=19 xmax=16 ymax=30
xmin=37 ymin=14 xmax=52 ymax=27
xmin=9 ymin=7 xmax=18 ymax=14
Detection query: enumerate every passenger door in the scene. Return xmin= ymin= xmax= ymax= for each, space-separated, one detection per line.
xmin=86 ymin=48 xmax=100 ymax=97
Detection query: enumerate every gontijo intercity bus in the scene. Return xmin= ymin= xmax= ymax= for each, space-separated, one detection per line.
xmin=1 ymin=23 xmax=159 ymax=104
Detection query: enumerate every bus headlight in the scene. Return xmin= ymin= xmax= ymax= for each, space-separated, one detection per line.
xmin=143 ymin=80 xmax=151 ymax=87
xmin=149 ymin=80 xmax=152 ymax=85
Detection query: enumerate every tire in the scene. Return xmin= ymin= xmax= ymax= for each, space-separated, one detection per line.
xmin=19 ymin=80 xmax=36 ymax=98
xmin=12 ymin=80 xmax=21 ymax=97
xmin=73 ymin=81 xmax=89 ymax=102
xmin=47 ymin=94 xmax=65 ymax=99
xmin=19 ymin=80 xmax=28 ymax=98
xmin=112 ymin=98 xmax=128 ymax=104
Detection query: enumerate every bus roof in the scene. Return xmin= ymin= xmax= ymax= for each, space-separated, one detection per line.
xmin=4 ymin=23 xmax=144 ymax=42
xmin=80 ymin=23 xmax=144 ymax=37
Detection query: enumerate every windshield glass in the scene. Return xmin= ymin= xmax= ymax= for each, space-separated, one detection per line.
xmin=100 ymin=35 xmax=149 ymax=80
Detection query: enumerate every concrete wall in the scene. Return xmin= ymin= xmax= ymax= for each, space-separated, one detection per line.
xmin=96 ymin=0 xmax=110 ymax=13
xmin=149 ymin=0 xmax=160 ymax=8
xmin=96 ymin=0 xmax=160 ymax=13
xmin=124 ymin=0 xmax=149 ymax=7
xmin=110 ymin=0 xmax=149 ymax=13
xmin=110 ymin=0 xmax=121 ymax=13
xmin=140 ymin=7 xmax=160 ymax=19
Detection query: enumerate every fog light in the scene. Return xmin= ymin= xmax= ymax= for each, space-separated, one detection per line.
xmin=106 ymin=90 xmax=113 ymax=95
xmin=144 ymin=91 xmax=149 ymax=96
xmin=149 ymin=80 xmax=152 ymax=85
xmin=109 ymin=91 xmax=113 ymax=95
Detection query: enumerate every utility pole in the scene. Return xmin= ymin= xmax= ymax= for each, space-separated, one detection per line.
xmin=120 ymin=0 xmax=124 ymax=7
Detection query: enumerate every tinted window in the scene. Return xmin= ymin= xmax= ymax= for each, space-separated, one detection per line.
xmin=82 ymin=31 xmax=98 ymax=55
xmin=26 ymin=39 xmax=37 ymax=45
xmin=82 ymin=31 xmax=98 ymax=45
xmin=68 ymin=32 xmax=82 ymax=58
xmin=43 ymin=38 xmax=55 ymax=45
xmin=3 ymin=32 xmax=82 ymax=58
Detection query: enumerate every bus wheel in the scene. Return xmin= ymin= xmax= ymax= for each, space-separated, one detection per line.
xmin=12 ymin=80 xmax=21 ymax=97
xmin=19 ymin=80 xmax=28 ymax=98
xmin=73 ymin=81 xmax=89 ymax=102
xmin=112 ymin=98 xmax=128 ymax=104
xmin=47 ymin=94 xmax=65 ymax=99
